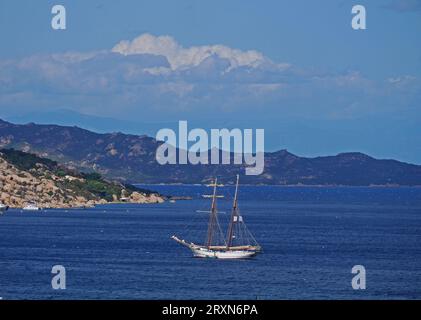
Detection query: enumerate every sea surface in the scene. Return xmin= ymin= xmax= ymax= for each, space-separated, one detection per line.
xmin=0 ymin=185 xmax=420 ymax=300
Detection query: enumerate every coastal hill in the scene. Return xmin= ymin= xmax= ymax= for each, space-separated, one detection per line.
xmin=0 ymin=148 xmax=164 ymax=208
xmin=1 ymin=119 xmax=421 ymax=186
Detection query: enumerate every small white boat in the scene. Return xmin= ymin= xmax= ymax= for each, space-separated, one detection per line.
xmin=23 ymin=203 xmax=41 ymax=211
xmin=172 ymin=175 xmax=262 ymax=259
xmin=0 ymin=204 xmax=9 ymax=215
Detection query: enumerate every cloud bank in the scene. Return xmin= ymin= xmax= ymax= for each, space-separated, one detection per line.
xmin=112 ymin=33 xmax=274 ymax=71
xmin=0 ymin=34 xmax=419 ymax=124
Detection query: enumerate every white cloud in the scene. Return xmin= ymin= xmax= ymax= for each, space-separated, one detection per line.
xmin=0 ymin=33 xmax=419 ymax=123
xmin=51 ymin=51 xmax=103 ymax=63
xmin=112 ymin=33 xmax=269 ymax=71
xmin=387 ymin=75 xmax=416 ymax=84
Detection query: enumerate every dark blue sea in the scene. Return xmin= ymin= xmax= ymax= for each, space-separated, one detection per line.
xmin=0 ymin=185 xmax=420 ymax=300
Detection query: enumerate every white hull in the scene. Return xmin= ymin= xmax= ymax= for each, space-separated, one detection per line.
xmin=23 ymin=205 xmax=41 ymax=211
xmin=0 ymin=205 xmax=9 ymax=214
xmin=172 ymin=236 xmax=259 ymax=259
xmin=191 ymin=247 xmax=257 ymax=259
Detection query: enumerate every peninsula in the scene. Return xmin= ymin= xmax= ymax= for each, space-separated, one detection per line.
xmin=0 ymin=148 xmax=164 ymax=209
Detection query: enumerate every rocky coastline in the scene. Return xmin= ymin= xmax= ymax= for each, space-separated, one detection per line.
xmin=0 ymin=149 xmax=165 ymax=209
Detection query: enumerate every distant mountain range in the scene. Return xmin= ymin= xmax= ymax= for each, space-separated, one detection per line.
xmin=1 ymin=118 xmax=420 ymax=186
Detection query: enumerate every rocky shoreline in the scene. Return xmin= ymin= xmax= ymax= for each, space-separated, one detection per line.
xmin=0 ymin=149 xmax=165 ymax=209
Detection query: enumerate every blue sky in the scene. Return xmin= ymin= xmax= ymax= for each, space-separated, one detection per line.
xmin=0 ymin=0 xmax=420 ymax=163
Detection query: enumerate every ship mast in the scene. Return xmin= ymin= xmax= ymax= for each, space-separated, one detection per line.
xmin=205 ymin=178 xmax=219 ymax=248
xmin=226 ymin=174 xmax=240 ymax=249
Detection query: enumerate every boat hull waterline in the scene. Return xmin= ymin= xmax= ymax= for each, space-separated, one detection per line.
xmin=192 ymin=247 xmax=257 ymax=259
xmin=172 ymin=236 xmax=261 ymax=260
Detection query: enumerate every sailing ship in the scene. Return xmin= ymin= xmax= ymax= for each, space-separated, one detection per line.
xmin=172 ymin=175 xmax=262 ymax=259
